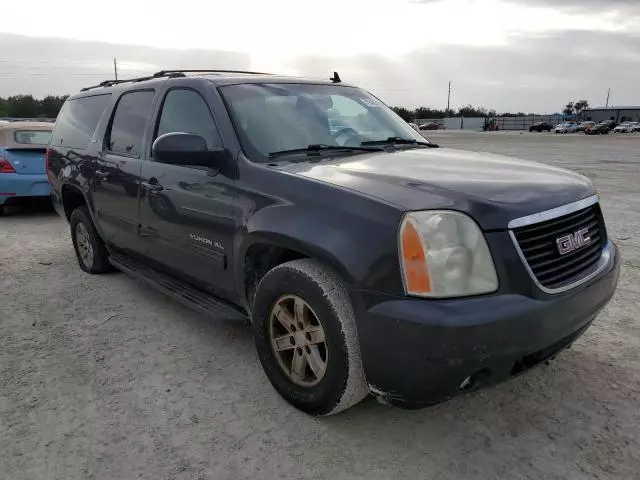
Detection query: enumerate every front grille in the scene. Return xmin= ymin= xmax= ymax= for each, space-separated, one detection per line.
xmin=512 ymin=203 xmax=607 ymax=290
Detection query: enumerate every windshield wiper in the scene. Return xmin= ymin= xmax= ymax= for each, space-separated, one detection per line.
xmin=268 ymin=144 xmax=384 ymax=158
xmin=361 ymin=137 xmax=439 ymax=148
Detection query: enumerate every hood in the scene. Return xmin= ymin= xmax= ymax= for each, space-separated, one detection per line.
xmin=280 ymin=147 xmax=595 ymax=230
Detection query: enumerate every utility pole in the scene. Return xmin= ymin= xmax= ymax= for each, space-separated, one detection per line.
xmin=605 ymin=88 xmax=610 ymax=108
xmin=446 ymin=81 xmax=451 ymax=116
xmin=113 ymin=58 xmax=118 ymax=81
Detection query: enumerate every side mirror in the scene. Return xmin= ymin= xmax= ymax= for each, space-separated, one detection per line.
xmin=152 ymin=132 xmax=229 ymax=168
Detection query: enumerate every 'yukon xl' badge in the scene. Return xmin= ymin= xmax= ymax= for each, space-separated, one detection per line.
xmin=556 ymin=228 xmax=591 ymax=255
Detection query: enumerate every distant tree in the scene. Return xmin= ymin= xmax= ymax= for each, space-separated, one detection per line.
xmin=414 ymin=107 xmax=446 ymax=119
xmin=573 ymin=100 xmax=589 ymax=114
xmin=562 ymin=102 xmax=575 ymax=116
xmin=0 ymin=94 xmax=67 ymax=118
xmin=389 ymin=104 xmax=548 ymax=121
xmin=456 ymin=105 xmax=489 ymax=117
xmin=6 ymin=95 xmax=39 ymax=118
xmin=391 ymin=106 xmax=414 ymax=122
xmin=40 ymin=95 xmax=68 ymax=118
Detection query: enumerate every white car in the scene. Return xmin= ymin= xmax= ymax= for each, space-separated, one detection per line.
xmin=612 ymin=122 xmax=637 ymax=133
xmin=554 ymin=123 xmax=578 ymax=134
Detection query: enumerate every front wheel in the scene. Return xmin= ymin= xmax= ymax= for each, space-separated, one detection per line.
xmin=252 ymin=259 xmax=368 ymax=416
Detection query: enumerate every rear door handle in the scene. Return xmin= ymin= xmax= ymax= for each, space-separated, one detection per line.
xmin=141 ymin=181 xmax=163 ymax=193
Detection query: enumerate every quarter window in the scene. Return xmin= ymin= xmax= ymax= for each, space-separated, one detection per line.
xmin=106 ymin=90 xmax=155 ymax=157
xmin=156 ymin=89 xmax=221 ymax=150
xmin=51 ymin=94 xmax=111 ymax=148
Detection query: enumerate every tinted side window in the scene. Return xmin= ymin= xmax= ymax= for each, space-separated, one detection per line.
xmin=106 ymin=90 xmax=155 ymax=157
xmin=156 ymin=89 xmax=221 ymax=150
xmin=51 ymin=94 xmax=111 ymax=148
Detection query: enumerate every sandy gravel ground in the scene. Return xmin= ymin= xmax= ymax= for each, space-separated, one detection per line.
xmin=1 ymin=131 xmax=638 ymax=480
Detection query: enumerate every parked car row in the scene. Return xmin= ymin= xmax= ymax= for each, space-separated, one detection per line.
xmin=530 ymin=119 xmax=640 ymax=135
xmin=612 ymin=122 xmax=640 ymax=133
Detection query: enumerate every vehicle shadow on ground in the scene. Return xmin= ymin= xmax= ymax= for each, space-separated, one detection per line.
xmin=0 ymin=202 xmax=55 ymax=218
xmin=314 ymin=344 xmax=637 ymax=476
xmin=78 ymin=261 xmax=637 ymax=478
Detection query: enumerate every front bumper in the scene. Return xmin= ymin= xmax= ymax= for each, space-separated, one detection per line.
xmin=355 ymin=242 xmax=620 ymax=408
xmin=0 ymin=173 xmax=50 ymax=205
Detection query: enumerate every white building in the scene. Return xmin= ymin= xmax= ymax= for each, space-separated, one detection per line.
xmin=581 ymin=106 xmax=640 ymax=123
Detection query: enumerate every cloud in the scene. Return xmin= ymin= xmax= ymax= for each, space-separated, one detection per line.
xmin=0 ymin=33 xmax=250 ymax=98
xmin=505 ymin=0 xmax=640 ymax=13
xmin=286 ymin=30 xmax=640 ymax=113
xmin=2 ymin=30 xmax=639 ymax=114
xmin=510 ymin=0 xmax=636 ymax=5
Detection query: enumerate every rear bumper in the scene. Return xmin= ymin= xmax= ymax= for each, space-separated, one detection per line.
xmin=355 ymin=242 xmax=620 ymax=408
xmin=0 ymin=173 xmax=50 ymax=204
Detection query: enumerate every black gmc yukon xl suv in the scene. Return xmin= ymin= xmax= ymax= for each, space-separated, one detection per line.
xmin=47 ymin=70 xmax=620 ymax=415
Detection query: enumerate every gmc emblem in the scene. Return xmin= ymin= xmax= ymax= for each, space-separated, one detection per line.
xmin=556 ymin=228 xmax=591 ymax=255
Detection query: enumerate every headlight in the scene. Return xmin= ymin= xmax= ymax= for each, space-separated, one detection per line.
xmin=398 ymin=211 xmax=498 ymax=298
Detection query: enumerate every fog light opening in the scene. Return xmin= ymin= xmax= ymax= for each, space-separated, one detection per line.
xmin=459 ymin=368 xmax=492 ymax=391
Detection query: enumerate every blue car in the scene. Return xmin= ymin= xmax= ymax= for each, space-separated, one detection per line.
xmin=0 ymin=122 xmax=53 ymax=214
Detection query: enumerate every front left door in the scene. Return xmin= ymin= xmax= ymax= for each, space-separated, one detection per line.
xmin=139 ymin=87 xmax=237 ymax=300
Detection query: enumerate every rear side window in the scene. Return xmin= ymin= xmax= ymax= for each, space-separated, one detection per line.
xmin=106 ymin=90 xmax=155 ymax=157
xmin=155 ymin=89 xmax=221 ymax=149
xmin=51 ymin=95 xmax=110 ymax=148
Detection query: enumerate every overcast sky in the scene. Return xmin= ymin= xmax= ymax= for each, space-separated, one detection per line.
xmin=1 ymin=0 xmax=639 ymax=113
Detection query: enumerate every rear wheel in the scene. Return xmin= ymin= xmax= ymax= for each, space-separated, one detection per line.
xmin=70 ymin=206 xmax=114 ymax=274
xmin=252 ymin=259 xmax=368 ymax=415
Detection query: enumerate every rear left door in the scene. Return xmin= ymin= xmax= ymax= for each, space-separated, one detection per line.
xmin=92 ymin=89 xmax=156 ymax=255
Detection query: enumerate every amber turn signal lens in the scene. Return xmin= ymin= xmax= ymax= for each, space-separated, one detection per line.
xmin=400 ymin=219 xmax=431 ymax=294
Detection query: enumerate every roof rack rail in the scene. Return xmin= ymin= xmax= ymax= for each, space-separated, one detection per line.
xmin=152 ymin=69 xmax=273 ymax=77
xmin=80 ymin=69 xmax=273 ymax=91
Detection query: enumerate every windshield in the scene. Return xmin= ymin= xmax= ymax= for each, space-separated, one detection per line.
xmin=219 ymin=83 xmax=427 ymax=161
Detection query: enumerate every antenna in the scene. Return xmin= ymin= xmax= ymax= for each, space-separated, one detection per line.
xmin=330 ymin=71 xmax=341 ymax=83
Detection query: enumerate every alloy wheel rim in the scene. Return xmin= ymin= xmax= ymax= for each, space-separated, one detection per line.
xmin=269 ymin=295 xmax=328 ymax=387
xmin=75 ymin=223 xmax=94 ymax=267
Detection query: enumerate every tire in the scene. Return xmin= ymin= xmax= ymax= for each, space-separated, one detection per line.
xmin=252 ymin=259 xmax=368 ymax=416
xmin=70 ymin=206 xmax=114 ymax=274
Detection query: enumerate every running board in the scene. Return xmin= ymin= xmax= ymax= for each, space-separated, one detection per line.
xmin=109 ymin=253 xmax=248 ymax=323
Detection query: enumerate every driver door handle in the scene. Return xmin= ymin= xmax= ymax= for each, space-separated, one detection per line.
xmin=141 ymin=181 xmax=163 ymax=193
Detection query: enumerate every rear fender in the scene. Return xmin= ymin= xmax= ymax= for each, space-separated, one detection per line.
xmin=60 ymin=184 xmax=106 ymax=240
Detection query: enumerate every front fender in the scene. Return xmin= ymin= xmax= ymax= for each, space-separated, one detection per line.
xmin=235 ymin=203 xmax=404 ymax=297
